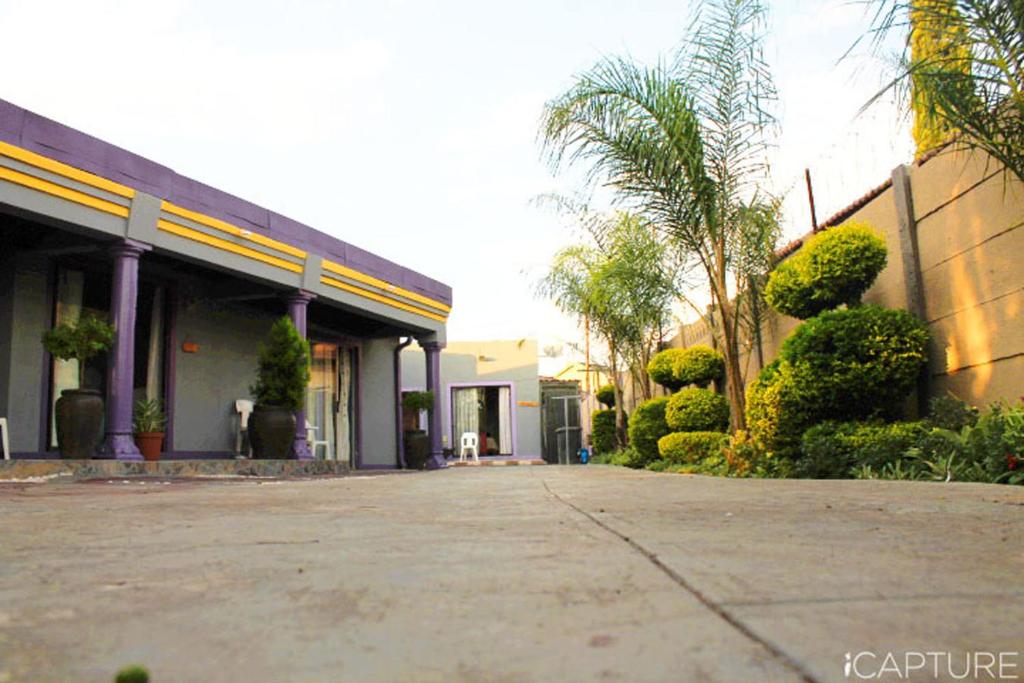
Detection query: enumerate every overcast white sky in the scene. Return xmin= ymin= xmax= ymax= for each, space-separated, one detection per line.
xmin=0 ymin=0 xmax=912 ymax=372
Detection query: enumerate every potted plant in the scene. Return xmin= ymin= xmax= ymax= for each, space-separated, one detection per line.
xmin=41 ymin=314 xmax=114 ymax=458
xmin=133 ymin=398 xmax=167 ymax=461
xmin=402 ymin=390 xmax=434 ymax=469
xmin=249 ymin=316 xmax=310 ymax=459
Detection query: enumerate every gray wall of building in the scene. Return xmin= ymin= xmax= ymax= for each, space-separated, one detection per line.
xmin=400 ymin=346 xmax=542 ymax=458
xmin=172 ymin=298 xmax=274 ymax=454
xmin=0 ymin=259 xmax=13 ymax=427
xmin=0 ymin=258 xmax=408 ymax=462
xmin=0 ymin=254 xmax=49 ymax=453
xmin=514 ymin=372 xmax=541 ymax=458
xmin=359 ymin=338 xmax=398 ymax=467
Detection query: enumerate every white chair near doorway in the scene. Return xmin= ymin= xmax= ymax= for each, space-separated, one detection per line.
xmin=234 ymin=400 xmax=253 ymax=458
xmin=306 ymin=421 xmax=330 ymax=460
xmin=0 ymin=417 xmax=9 ymax=460
xmin=459 ymin=432 xmax=480 ymax=463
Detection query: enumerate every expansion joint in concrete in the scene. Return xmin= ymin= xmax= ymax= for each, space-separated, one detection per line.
xmin=540 ymin=479 xmax=821 ymax=683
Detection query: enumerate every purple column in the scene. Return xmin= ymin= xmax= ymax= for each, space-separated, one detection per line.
xmin=422 ymin=340 xmax=447 ymax=470
xmin=286 ymin=290 xmax=315 ymax=460
xmin=102 ymin=239 xmax=151 ymax=461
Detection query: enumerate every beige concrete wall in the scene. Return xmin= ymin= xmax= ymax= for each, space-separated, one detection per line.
xmin=913 ymin=150 xmax=1024 ymax=405
xmin=660 ymin=148 xmax=1024 ymax=410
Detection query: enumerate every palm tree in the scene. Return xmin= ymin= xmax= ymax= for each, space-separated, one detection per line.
xmin=537 ymin=210 xmax=676 ymax=447
xmin=540 ymin=0 xmax=777 ymax=430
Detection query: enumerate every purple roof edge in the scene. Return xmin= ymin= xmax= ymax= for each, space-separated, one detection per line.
xmin=0 ymin=98 xmax=452 ymax=306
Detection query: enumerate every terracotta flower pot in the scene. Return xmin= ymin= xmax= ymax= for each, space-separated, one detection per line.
xmin=54 ymin=389 xmax=104 ymax=459
xmin=249 ymin=406 xmax=296 ymax=459
xmin=135 ymin=432 xmax=165 ymax=461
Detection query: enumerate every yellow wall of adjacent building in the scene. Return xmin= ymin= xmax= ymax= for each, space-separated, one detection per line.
xmin=552 ymin=362 xmax=612 ymax=395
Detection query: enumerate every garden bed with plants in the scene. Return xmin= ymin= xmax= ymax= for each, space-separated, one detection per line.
xmin=592 ymin=223 xmax=1024 ymax=486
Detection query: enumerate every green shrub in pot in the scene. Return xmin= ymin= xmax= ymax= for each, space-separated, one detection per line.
xmin=41 ymin=314 xmax=114 ymax=458
xmin=249 ymin=316 xmax=310 ymax=459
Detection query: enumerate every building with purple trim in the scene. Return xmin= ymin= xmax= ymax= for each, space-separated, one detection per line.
xmin=0 ymin=98 xmax=451 ymax=469
xmin=400 ymin=340 xmax=542 ymax=461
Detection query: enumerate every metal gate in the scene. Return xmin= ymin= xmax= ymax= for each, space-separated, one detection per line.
xmin=541 ymin=382 xmax=582 ymax=464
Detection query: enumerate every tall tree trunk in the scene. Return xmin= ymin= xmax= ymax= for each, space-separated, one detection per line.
xmin=719 ymin=304 xmax=747 ymax=432
xmin=639 ymin=343 xmax=653 ymax=401
xmin=748 ymin=276 xmax=765 ymax=373
xmin=711 ymin=241 xmax=747 ymax=432
xmin=609 ymin=339 xmax=627 ymax=449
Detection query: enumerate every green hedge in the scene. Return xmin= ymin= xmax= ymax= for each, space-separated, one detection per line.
xmin=658 ymin=431 xmax=729 ymax=464
xmin=592 ymin=409 xmax=628 ymax=454
xmin=799 ymin=421 xmax=929 ymax=479
xmin=627 ymin=397 xmax=671 ymax=466
xmin=673 ymin=345 xmax=724 ymax=388
xmin=591 ymin=409 xmax=616 ymax=454
xmin=595 ymin=384 xmax=616 ymax=408
xmin=647 ymin=349 xmax=687 ymax=391
xmin=666 ymin=387 xmax=730 ymax=433
xmin=927 ymin=394 xmax=979 ymax=431
xmin=765 ymin=222 xmax=888 ymax=320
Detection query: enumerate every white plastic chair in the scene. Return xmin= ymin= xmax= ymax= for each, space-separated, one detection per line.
xmin=459 ymin=432 xmax=480 ymax=463
xmin=306 ymin=421 xmax=330 ymax=460
xmin=235 ymin=400 xmax=254 ymax=457
xmin=0 ymin=417 xmax=9 ymax=460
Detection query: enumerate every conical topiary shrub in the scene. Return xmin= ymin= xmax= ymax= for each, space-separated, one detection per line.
xmin=249 ymin=316 xmax=311 ymax=459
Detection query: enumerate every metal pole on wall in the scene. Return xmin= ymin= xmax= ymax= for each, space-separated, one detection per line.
xmin=805 ymin=168 xmax=819 ymax=233
xmin=584 ymin=315 xmax=591 ymax=395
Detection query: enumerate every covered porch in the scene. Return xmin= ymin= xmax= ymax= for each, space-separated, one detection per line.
xmin=0 ymin=99 xmax=452 ymax=469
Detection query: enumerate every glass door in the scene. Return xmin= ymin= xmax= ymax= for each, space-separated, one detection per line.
xmin=452 ymin=386 xmax=514 ymax=456
xmin=308 ymin=343 xmax=356 ymax=465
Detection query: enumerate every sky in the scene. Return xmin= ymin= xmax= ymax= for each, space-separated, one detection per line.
xmin=0 ymin=0 xmax=912 ymax=374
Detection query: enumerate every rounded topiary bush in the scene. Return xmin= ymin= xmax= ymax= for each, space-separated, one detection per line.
xmin=780 ymin=305 xmax=928 ymax=418
xmin=595 ymin=384 xmax=616 ymax=408
xmin=647 ymin=348 xmax=687 ymax=391
xmin=665 ymin=387 xmax=730 ymax=433
xmin=744 ymin=360 xmax=809 ymax=459
xmin=658 ymin=431 xmax=729 ymax=464
xmin=591 ymin=409 xmax=617 ymax=454
xmin=745 ymin=307 xmax=929 ymax=459
xmin=765 ymin=222 xmax=888 ymax=320
xmin=673 ymin=345 xmax=724 ymax=388
xmin=627 ymin=397 xmax=670 ymax=466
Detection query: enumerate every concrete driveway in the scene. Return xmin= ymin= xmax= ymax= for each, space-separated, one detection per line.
xmin=1 ymin=466 xmax=1022 ymax=682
